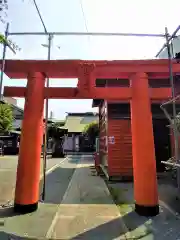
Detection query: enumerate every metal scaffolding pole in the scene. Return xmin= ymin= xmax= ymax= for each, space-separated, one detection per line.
xmin=7 ymin=31 xmax=167 ymax=38
xmin=41 ymin=34 xmax=53 ymax=201
xmin=165 ymin=27 xmax=179 ymax=160
xmin=156 ymin=25 xmax=180 ymax=57
xmin=0 ymin=22 xmax=9 ymax=100
xmin=164 ymin=27 xmax=180 ymax=190
xmin=161 ymin=161 xmax=180 ymax=168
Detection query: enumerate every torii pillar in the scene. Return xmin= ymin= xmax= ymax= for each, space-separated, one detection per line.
xmin=130 ymin=72 xmax=159 ymax=216
xmin=14 ymin=72 xmax=45 ymax=213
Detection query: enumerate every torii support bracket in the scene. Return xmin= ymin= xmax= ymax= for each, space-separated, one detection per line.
xmin=2 ymin=59 xmax=180 ymax=216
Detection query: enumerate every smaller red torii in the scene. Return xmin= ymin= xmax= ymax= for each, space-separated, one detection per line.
xmin=2 ymin=59 xmax=180 ymax=216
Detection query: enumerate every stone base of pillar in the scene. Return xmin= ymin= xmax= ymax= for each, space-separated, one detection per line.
xmin=135 ymin=203 xmax=159 ymax=216
xmin=14 ymin=202 xmax=38 ymax=214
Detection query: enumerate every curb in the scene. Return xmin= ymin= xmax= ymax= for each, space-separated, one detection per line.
xmin=40 ymin=157 xmax=66 ymax=179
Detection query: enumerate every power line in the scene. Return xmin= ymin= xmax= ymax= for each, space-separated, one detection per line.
xmin=79 ymin=0 xmax=89 ymax=34
xmin=32 ymin=0 xmax=48 ymax=34
xmin=79 ymin=0 xmax=91 ymax=54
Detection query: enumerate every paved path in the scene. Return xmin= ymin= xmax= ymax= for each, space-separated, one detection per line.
xmin=47 ymin=156 xmax=127 ymax=240
xmin=0 ymin=155 xmax=126 ymax=239
xmin=39 ymin=155 xmax=78 ymax=204
xmin=2 ymin=155 xmax=180 ymax=239
xmin=0 ymin=155 xmax=79 ymax=239
xmin=0 ymin=155 xmax=66 ymax=205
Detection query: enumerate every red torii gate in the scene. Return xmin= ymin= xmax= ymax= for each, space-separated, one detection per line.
xmin=2 ymin=59 xmax=180 ymax=216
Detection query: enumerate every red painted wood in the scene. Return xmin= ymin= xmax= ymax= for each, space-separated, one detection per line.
xmin=15 ymin=72 xmax=45 ymax=206
xmin=107 ymin=119 xmax=133 ymax=177
xmin=99 ymin=101 xmax=108 ymax=167
xmin=131 ymin=72 xmax=158 ymax=207
xmin=4 ymin=87 xmax=26 ymax=97
xmin=149 ymin=88 xmax=171 ymax=99
xmin=2 ymin=59 xmax=180 ymax=79
xmin=4 ymin=86 xmax=172 ymax=100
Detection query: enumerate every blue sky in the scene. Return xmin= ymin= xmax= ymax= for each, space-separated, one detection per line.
xmin=0 ymin=0 xmax=180 ymax=119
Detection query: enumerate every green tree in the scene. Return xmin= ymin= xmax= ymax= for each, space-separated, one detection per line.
xmin=48 ymin=121 xmax=66 ymax=139
xmin=0 ymin=0 xmax=21 ymax=53
xmin=0 ymin=103 xmax=14 ymax=134
xmin=0 ymin=0 xmax=8 ymax=24
xmin=83 ymin=121 xmax=99 ymax=147
xmin=0 ymin=33 xmax=7 ymax=44
xmin=47 ymin=121 xmax=67 ymax=158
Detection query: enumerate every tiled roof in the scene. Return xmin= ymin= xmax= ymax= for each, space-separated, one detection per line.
xmin=64 ymin=114 xmax=98 ymax=133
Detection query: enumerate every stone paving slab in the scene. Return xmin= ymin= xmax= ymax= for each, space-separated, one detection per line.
xmin=49 ymin=158 xmax=127 ymax=239
xmin=0 ymin=203 xmax=58 ymax=239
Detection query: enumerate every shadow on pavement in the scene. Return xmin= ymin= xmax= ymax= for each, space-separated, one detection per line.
xmin=0 ymin=218 xmax=129 ymax=240
xmin=0 ymin=206 xmax=20 ymax=219
xmin=0 ymin=210 xmax=151 ymax=240
xmin=72 ymin=209 xmax=174 ymax=240
xmin=0 ymin=231 xmax=43 ymax=240
xmin=71 ymin=217 xmax=128 ymax=240
xmin=0 ymin=225 xmax=125 ymax=240
xmin=71 ymin=209 xmax=161 ymax=240
xmin=39 ymin=165 xmax=114 ymax=205
xmin=39 ymin=165 xmax=76 ymax=204
xmin=121 ymin=209 xmax=150 ymax=232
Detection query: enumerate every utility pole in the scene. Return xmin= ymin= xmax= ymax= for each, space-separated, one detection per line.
xmin=41 ymin=34 xmax=53 ymax=201
xmin=31 ymin=0 xmax=49 ymax=202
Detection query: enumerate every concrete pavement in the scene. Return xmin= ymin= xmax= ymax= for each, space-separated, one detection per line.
xmin=1 ymin=155 xmax=180 ymax=239
xmin=39 ymin=155 xmax=78 ymax=204
xmin=0 ymin=155 xmax=67 ymax=206
xmin=47 ymin=156 xmax=127 ymax=239
xmin=0 ymin=155 xmax=127 ymax=239
xmin=0 ymin=156 xmax=20 ymax=206
xmin=108 ymin=181 xmax=180 ymax=239
xmin=0 ymin=155 xmax=79 ymax=239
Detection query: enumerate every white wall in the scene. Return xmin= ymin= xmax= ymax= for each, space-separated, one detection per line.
xmin=63 ymin=135 xmax=74 ymax=151
xmin=12 ymin=119 xmax=22 ymax=129
xmin=75 ymin=135 xmax=79 ymax=151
